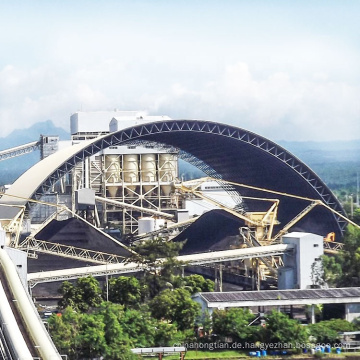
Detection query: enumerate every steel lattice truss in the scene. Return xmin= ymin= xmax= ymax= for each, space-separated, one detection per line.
xmin=10 ymin=120 xmax=345 ymax=237
xmin=0 ymin=141 xmax=39 ymax=161
xmin=323 ymin=240 xmax=345 ymax=254
xmin=20 ymin=237 xmax=125 ymax=264
xmin=28 ymin=243 xmax=294 ymax=286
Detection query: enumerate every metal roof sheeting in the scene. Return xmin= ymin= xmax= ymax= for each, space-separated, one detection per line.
xmin=200 ymin=288 xmax=360 ymax=303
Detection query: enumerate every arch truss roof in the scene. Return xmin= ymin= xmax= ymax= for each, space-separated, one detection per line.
xmin=1 ymin=120 xmax=346 ymax=239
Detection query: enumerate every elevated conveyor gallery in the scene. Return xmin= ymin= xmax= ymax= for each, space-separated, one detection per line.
xmin=0 ymin=141 xmax=39 ymax=162
xmin=27 ymin=243 xmax=294 ymax=286
xmin=0 ymin=247 xmax=62 ymax=359
xmin=0 ymin=273 xmax=34 ymax=359
xmin=0 ymin=120 xmax=346 ymax=240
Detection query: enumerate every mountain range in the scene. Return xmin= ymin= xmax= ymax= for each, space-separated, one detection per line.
xmin=0 ymin=120 xmax=70 ymax=185
xmin=0 ymin=120 xmax=359 ymax=189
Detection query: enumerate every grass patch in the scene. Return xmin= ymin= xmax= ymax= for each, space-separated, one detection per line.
xmin=146 ymin=350 xmax=248 ymax=360
xmin=185 ymin=350 xmax=247 ymax=359
xmin=141 ymin=350 xmax=360 ymax=360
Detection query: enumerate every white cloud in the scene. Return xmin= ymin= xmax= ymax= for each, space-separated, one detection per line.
xmin=0 ymin=60 xmax=359 ymax=142
xmin=151 ymin=62 xmax=360 ymax=141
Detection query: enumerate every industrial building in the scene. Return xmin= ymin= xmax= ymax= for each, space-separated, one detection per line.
xmin=1 ymin=117 xmax=346 ymax=239
xmin=26 ymin=111 xmax=239 ymax=237
xmin=0 ymin=115 xmax=353 ymax=293
xmin=192 ymin=287 xmax=360 ymax=323
xmin=69 ymin=111 xmax=180 ymax=235
xmin=0 ymin=114 xmax=358 ymax=358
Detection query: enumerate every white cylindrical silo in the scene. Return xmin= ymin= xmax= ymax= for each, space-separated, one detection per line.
xmin=105 ymin=155 xmax=121 ymax=197
xmin=159 ymin=154 xmax=176 ymax=182
xmin=123 ymin=154 xmax=139 ymax=183
xmin=141 ymin=154 xmax=156 ymax=182
xmin=105 ymin=155 xmax=121 ymax=183
xmin=141 ymin=154 xmax=156 ymax=194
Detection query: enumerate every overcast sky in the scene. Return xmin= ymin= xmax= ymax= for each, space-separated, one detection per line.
xmin=0 ymin=0 xmax=359 ymax=141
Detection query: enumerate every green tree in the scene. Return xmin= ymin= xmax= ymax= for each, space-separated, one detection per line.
xmin=106 ymin=276 xmax=142 ymax=307
xmin=353 ymin=209 xmax=360 ymax=225
xmin=128 ymin=238 xmax=183 ymax=270
xmin=321 ymin=255 xmax=342 ymax=287
xmin=263 ymin=310 xmax=308 ymax=349
xmin=58 ymin=281 xmax=78 ymax=310
xmin=78 ymin=314 xmax=108 ymax=359
xmin=121 ymin=307 xmax=156 ymax=347
xmin=150 ymin=288 xmax=200 ymax=331
xmin=321 ymin=225 xmax=360 ymax=287
xmin=308 ymin=319 xmax=356 ymax=344
xmin=176 ymin=274 xmax=215 ymax=294
xmin=76 ymin=276 xmax=103 ymax=310
xmin=50 ymin=303 xmax=140 ymax=360
xmin=127 ymin=238 xmax=185 ymax=297
xmin=48 ymin=307 xmax=81 ymax=358
xmin=58 ymin=276 xmax=103 ymax=312
xmin=153 ymin=322 xmax=180 ymax=346
xmin=201 ymin=311 xmax=213 ymax=336
xmin=212 ymin=308 xmax=257 ymax=343
xmin=337 ymin=225 xmax=360 ymax=286
xmin=99 ymin=302 xmax=137 ymax=359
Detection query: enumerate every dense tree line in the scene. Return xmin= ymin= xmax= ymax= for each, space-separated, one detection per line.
xmin=211 ymin=309 xmax=358 ymax=352
xmin=51 ymin=282 xmax=359 ymax=360
xmin=50 ymin=239 xmax=214 ymax=359
xmin=52 ymin=274 xmax=210 ymax=359
xmin=49 ymin=235 xmax=360 ymax=359
xmin=322 ymin=225 xmax=360 ymax=287
xmin=49 ymin=302 xmax=192 ymax=359
xmin=211 ymin=309 xmax=310 ymax=350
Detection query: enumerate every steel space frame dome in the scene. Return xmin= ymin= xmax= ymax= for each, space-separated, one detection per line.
xmin=1 ymin=120 xmax=346 ymax=239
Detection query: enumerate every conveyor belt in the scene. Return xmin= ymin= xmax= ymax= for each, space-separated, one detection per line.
xmin=0 ymin=248 xmax=62 ymax=360
xmin=28 ymin=243 xmax=294 ymax=284
xmin=0 ymin=141 xmax=39 ymax=162
xmin=0 ymin=266 xmax=36 ymax=358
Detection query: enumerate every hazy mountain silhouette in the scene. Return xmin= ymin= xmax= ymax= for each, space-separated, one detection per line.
xmin=277 ymin=139 xmax=360 ymax=164
xmin=0 ymin=120 xmax=70 ymax=185
xmin=0 ymin=120 xmax=359 ymax=187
